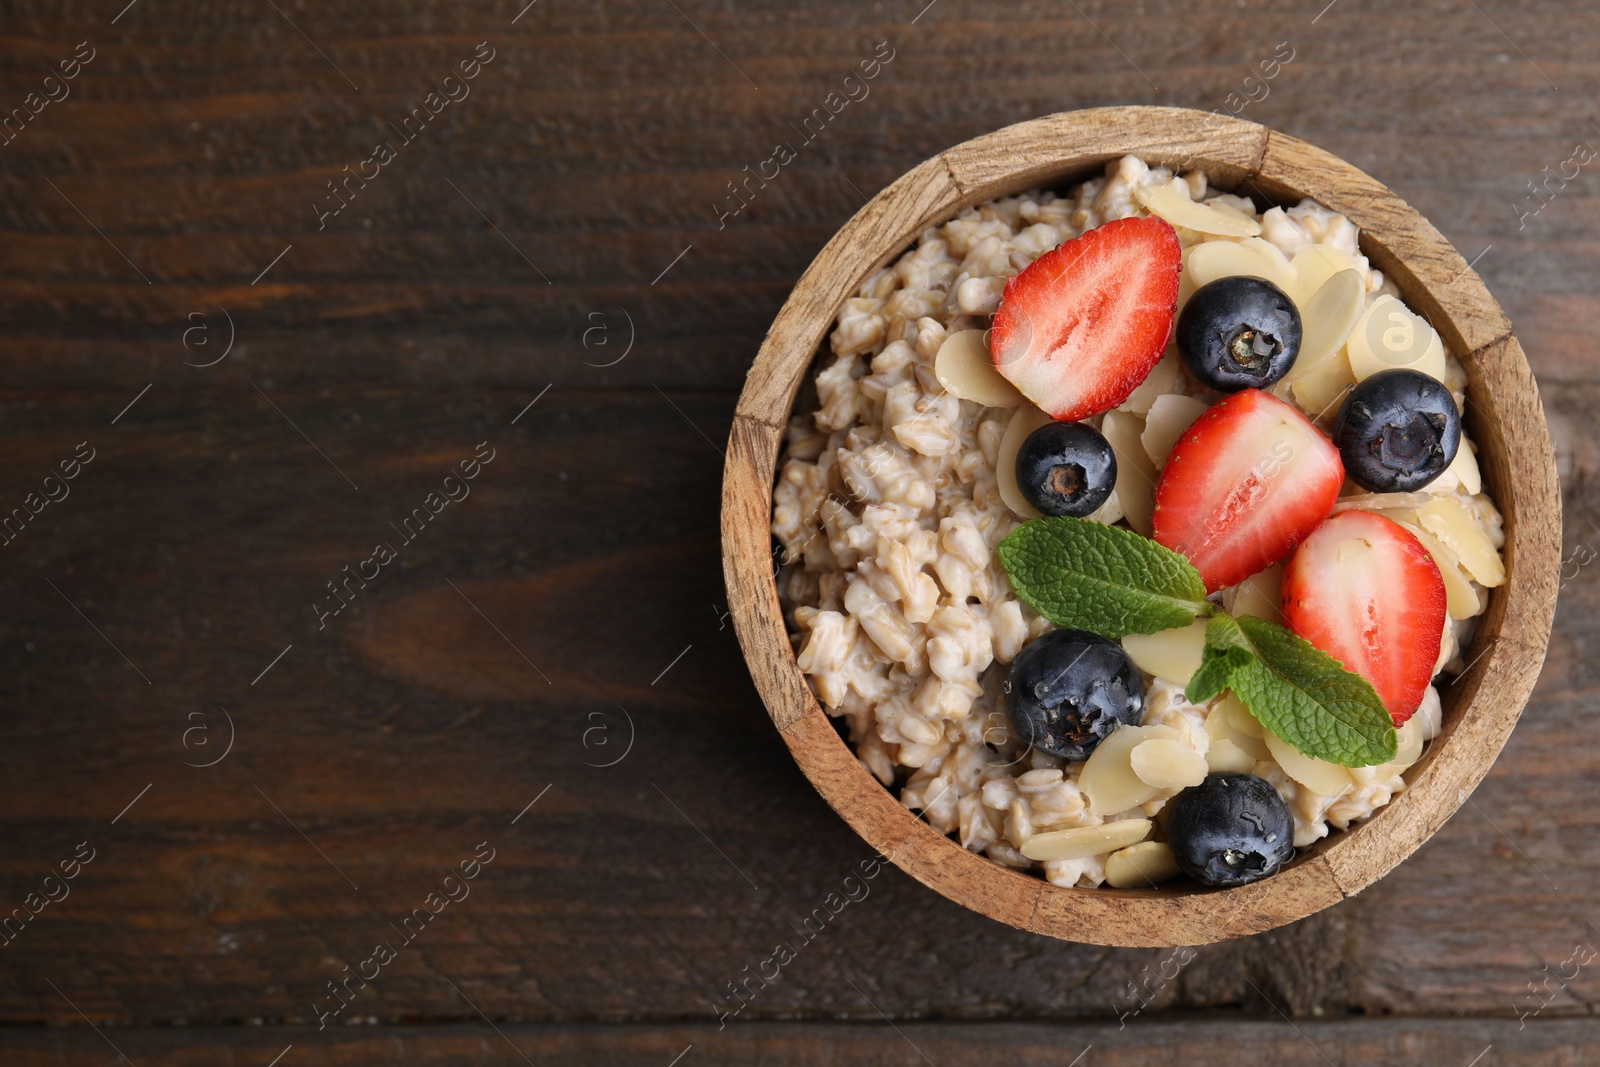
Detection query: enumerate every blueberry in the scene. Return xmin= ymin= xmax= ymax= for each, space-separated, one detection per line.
xmin=1004 ymin=629 xmax=1144 ymax=762
xmin=1015 ymin=421 xmax=1116 ymax=517
xmin=1166 ymin=772 xmax=1295 ymax=888
xmin=1332 ymin=369 xmax=1461 ymax=492
xmin=1176 ymin=276 xmax=1302 ymax=391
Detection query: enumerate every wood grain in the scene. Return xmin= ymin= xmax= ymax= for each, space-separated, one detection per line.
xmin=0 ymin=0 xmax=1595 ymax=1055
xmin=0 ymin=1018 xmax=1593 ymax=1066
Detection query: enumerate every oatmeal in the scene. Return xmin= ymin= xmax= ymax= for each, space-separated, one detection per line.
xmin=772 ymin=155 xmax=1503 ymax=888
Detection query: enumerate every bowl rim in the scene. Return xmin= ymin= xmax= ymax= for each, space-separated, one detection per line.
xmin=720 ymin=106 xmax=1560 ymax=947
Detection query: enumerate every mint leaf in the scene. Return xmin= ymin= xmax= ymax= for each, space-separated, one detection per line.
xmin=998 ymin=517 xmax=1213 ymax=638
xmin=994 ymin=516 xmax=1397 ymax=766
xmin=1227 ymin=615 xmax=1397 ymax=768
xmin=1184 ymin=614 xmax=1255 ymax=703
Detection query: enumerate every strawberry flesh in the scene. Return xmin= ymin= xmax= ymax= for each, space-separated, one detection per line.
xmin=1281 ymin=509 xmax=1446 ymax=725
xmin=1152 ymin=388 xmax=1343 ymax=593
xmin=989 ymin=215 xmax=1180 ymax=421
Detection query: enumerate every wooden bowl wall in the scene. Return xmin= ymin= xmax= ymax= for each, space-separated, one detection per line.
xmin=720 ymin=107 xmax=1559 ymax=947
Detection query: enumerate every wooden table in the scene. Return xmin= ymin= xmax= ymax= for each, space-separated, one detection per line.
xmin=1 ymin=0 xmax=1595 ymax=1062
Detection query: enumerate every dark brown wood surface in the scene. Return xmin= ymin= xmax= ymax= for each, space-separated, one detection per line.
xmin=1 ymin=0 xmax=1597 ymax=1061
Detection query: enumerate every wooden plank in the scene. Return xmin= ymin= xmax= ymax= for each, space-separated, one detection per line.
xmin=0 ymin=5 xmax=1590 ymax=396
xmin=0 ymin=1018 xmax=1593 ymax=1066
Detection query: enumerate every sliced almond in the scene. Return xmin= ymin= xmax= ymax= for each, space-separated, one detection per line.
xmin=1263 ymin=728 xmax=1354 ymax=796
xmin=1288 ymin=244 xmax=1361 ymax=309
xmin=1205 ymin=737 xmax=1257 ymax=774
xmin=1205 ymin=701 xmax=1268 ymax=761
xmin=1333 ymin=492 xmax=1436 ymax=515
xmin=1227 ymin=563 xmax=1284 ymax=628
xmin=1184 ymin=239 xmax=1258 ymax=290
xmin=1433 ymin=617 xmax=1455 ymax=675
xmin=1347 ymin=295 xmax=1447 ymax=383
xmin=1021 ymin=818 xmax=1152 ymax=862
xmin=1362 ymin=714 xmax=1425 ymax=782
xmin=1121 ymin=617 xmax=1208 ymax=686
xmin=1287 ymin=269 xmax=1364 ymax=380
xmin=1130 ymin=738 xmax=1209 ymax=791
xmin=1206 ymin=199 xmax=1261 ymax=227
xmin=1187 ymin=238 xmax=1292 ymax=294
xmin=996 ymin=404 xmax=1054 ymax=518
xmin=1393 ymin=713 xmax=1425 ymax=768
xmin=1289 ymin=349 xmax=1356 ymax=421
xmin=1352 ymin=718 xmax=1425 ymax=786
xmin=1141 ymin=393 xmax=1210 ymax=469
xmin=1135 ymin=182 xmax=1262 ymax=238
xmin=1442 ymin=438 xmax=1482 ymax=496
xmin=1080 ymin=724 xmax=1181 ymax=817
xmin=1416 ymin=496 xmax=1505 ymax=587
xmin=1240 ymin=238 xmax=1298 ymax=293
xmin=1104 ymin=840 xmax=1181 ymax=888
xmin=1119 ymin=350 xmax=1183 ymax=416
xmin=1102 ymin=409 xmax=1157 ymax=536
xmin=1087 ymin=486 xmax=1124 ymax=527
xmin=1176 ymin=244 xmax=1202 ymax=314
xmin=934 ymin=329 xmax=1026 ymax=408
xmin=1222 ymin=693 xmax=1265 ymax=739
xmin=1389 ymin=518 xmax=1482 ymax=619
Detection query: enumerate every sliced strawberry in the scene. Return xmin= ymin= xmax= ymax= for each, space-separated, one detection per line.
xmin=1280 ymin=510 xmax=1446 ymax=725
xmin=1152 ymin=388 xmax=1343 ymax=593
xmin=989 ymin=215 xmax=1180 ymax=421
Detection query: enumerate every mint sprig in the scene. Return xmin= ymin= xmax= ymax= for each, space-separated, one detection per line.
xmin=997 ymin=516 xmax=1397 ymax=767
xmin=997 ymin=517 xmax=1213 ymax=637
xmin=1187 ymin=614 xmax=1397 ymax=768
xmin=1184 ymin=614 xmax=1254 ymax=704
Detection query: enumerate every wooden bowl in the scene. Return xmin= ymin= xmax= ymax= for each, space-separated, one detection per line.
xmin=720 ymin=106 xmax=1559 ymax=947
